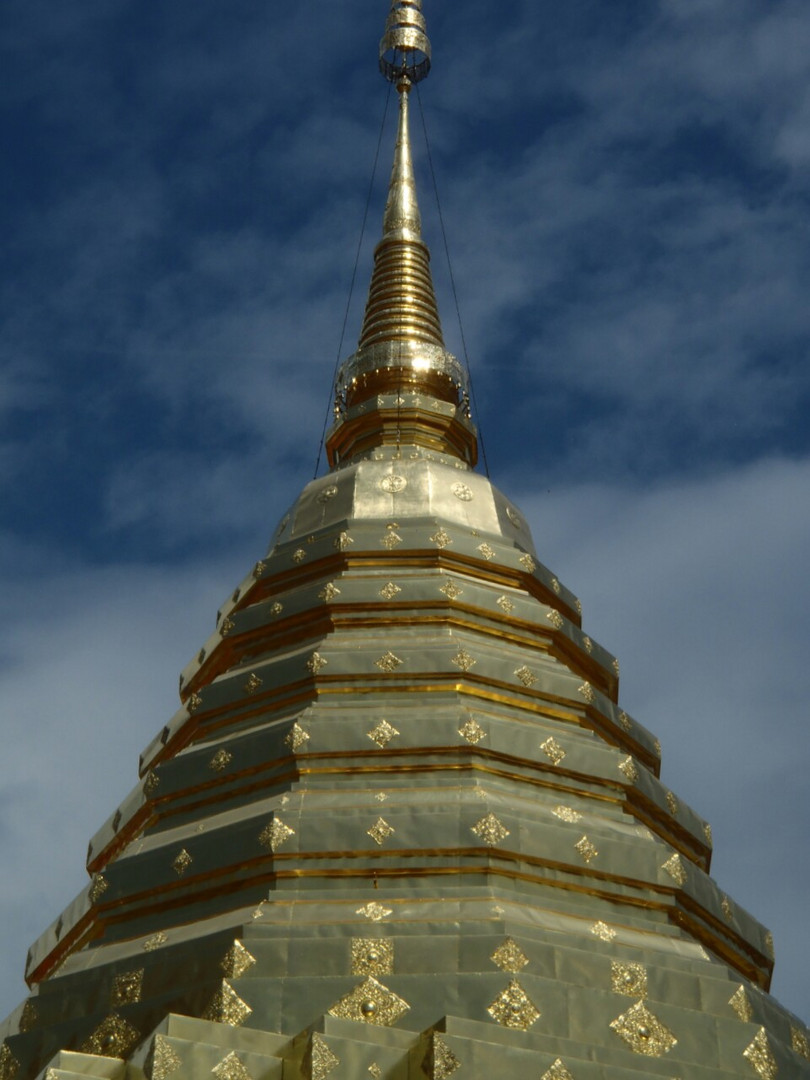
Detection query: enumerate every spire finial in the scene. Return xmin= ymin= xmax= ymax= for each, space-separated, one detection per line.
xmin=379 ymin=1 xmax=432 ymax=85
xmin=325 ymin=2 xmax=477 ymax=470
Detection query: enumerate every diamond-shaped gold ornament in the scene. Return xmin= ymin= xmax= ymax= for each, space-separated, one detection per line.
xmin=662 ymin=853 xmax=687 ymax=886
xmin=143 ymin=931 xmax=168 ymax=952
xmin=546 ymin=608 xmax=564 ymax=629
xmin=244 ymin=672 xmax=263 ymax=694
xmin=515 ymin=665 xmax=537 ymax=688
xmin=209 ymin=748 xmax=233 ymax=772
xmin=519 ymin=554 xmax=536 ymax=572
xmin=577 ymin=681 xmax=595 ymax=703
xmin=310 ymin=1034 xmax=340 ymax=1080
xmin=328 ymin=976 xmax=410 ymax=1027
xmin=451 ymin=649 xmax=476 ymax=672
xmin=368 ymin=817 xmax=395 ymax=846
xmin=552 ymin=805 xmax=581 ymax=824
xmin=618 ymin=756 xmax=639 ymax=783
xmin=491 ymin=938 xmax=529 ymax=974
xmin=221 ymin=940 xmax=257 ymax=979
xmin=472 ymin=812 xmax=510 ymax=846
xmin=743 ymin=1028 xmax=778 ymax=1079
xmin=380 ymin=530 xmax=403 ymax=550
xmin=729 ymin=985 xmax=754 ymax=1022
xmin=357 ymin=902 xmax=393 ymax=922
xmin=541 ymin=737 xmax=566 ymax=766
xmin=609 ymin=1001 xmax=677 ymax=1057
xmin=477 ymin=543 xmax=496 ymax=560
xmin=306 ymin=652 xmax=328 ymax=674
xmin=368 ymin=1065 xmax=383 ymax=1080
xmin=258 ymin=817 xmax=295 ymax=853
xmin=111 ymin=968 xmax=144 ymax=1007
xmin=431 ymin=529 xmax=452 ymax=549
xmin=368 ymin=720 xmax=399 ymax=748
xmin=440 ymin=580 xmax=463 ymax=600
xmin=81 ymin=1014 xmax=141 ymax=1057
xmin=285 ymin=722 xmax=310 ymax=752
xmin=497 ymin=595 xmax=515 ymax=614
xmin=319 ymin=583 xmax=341 ymax=601
xmin=379 ymin=582 xmax=401 ymax=600
xmin=591 ymin=921 xmax=616 ymax=942
xmin=202 ymin=981 xmax=252 ymax=1027
xmin=375 ymin=651 xmax=403 ymax=672
xmin=352 ymin=938 xmax=394 ymax=976
xmin=148 ymin=1035 xmax=182 ymax=1080
xmin=172 ymin=849 xmax=192 ymax=876
xmin=459 ymin=717 xmax=486 ymax=744
xmin=611 ymin=961 xmax=647 ymax=998
xmin=575 ymin=835 xmax=598 ymax=863
xmin=792 ymin=1026 xmax=810 ymax=1060
xmin=487 ymin=980 xmax=540 ymax=1030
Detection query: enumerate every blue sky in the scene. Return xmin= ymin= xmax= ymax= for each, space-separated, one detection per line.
xmin=1 ymin=0 xmax=809 ymax=1023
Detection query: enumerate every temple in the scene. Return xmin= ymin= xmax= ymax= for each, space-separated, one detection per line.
xmin=2 ymin=3 xmax=808 ymax=1078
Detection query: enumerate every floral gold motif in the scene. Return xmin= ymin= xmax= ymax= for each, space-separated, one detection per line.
xmin=591 ymin=921 xmax=616 ymax=942
xmin=666 ymin=791 xmax=679 ymax=816
xmin=380 ymin=475 xmax=407 ymax=493
xmin=271 ymin=601 xmax=283 ymax=615
xmin=704 ymin=822 xmax=713 ymax=846
xmin=792 ymin=1026 xmax=810 ymax=1060
xmin=143 ymin=931 xmax=168 ymax=952
xmin=421 ymin=1035 xmax=461 ymax=1079
xmin=496 ymin=595 xmax=515 ymax=614
xmin=317 ymin=485 xmax=338 ymax=503
xmin=202 ymin=981 xmax=252 ymax=1027
xmin=582 ymin=635 xmax=593 ymax=653
xmin=188 ymin=692 xmax=203 ymax=714
xmin=148 ymin=1035 xmax=182 ymax=1080
xmin=89 ymin=874 xmax=109 ymax=903
xmin=550 ymin=576 xmax=561 ymax=594
xmin=352 ymin=938 xmax=394 ymax=976
xmin=252 ymin=559 xmax=266 ymax=578
xmin=209 ymin=748 xmax=233 ymax=772
xmin=491 ymin=938 xmax=529 ymax=974
xmin=618 ymin=756 xmax=639 ymax=783
xmin=618 ymin=710 xmax=631 ymax=731
xmin=0 ymin=1046 xmax=19 ymax=1080
xmin=368 ymin=720 xmax=399 ymax=748
xmin=477 ymin=542 xmax=495 ymax=561
xmin=292 ymin=549 xmax=307 ymax=564
xmin=459 ymin=717 xmax=486 ymax=745
xmin=380 ymin=529 xmax=403 ymax=550
xmin=609 ymin=1001 xmax=677 ymax=1057
xmin=368 ymin=817 xmax=395 ymax=846
xmin=552 ymin=805 xmax=581 ymax=824
xmin=379 ymin=581 xmax=401 ymax=599
xmin=143 ymin=770 xmax=160 ymax=795
xmin=375 ymin=651 xmax=403 ymax=672
xmin=286 ymin=722 xmax=310 ymax=752
xmin=546 ymin=609 xmax=564 ymax=629
xmin=611 ymin=962 xmax=647 ymax=998
xmin=335 ymin=531 xmax=354 ymax=551
xmin=577 ymin=681 xmax=595 ymax=703
xmin=721 ymin=895 xmax=735 ymax=923
xmin=319 ymin=583 xmax=341 ymax=601
xmin=440 ymin=580 xmax=463 ymax=600
xmin=452 ymin=482 xmax=473 ymax=501
xmin=110 ymin=968 xmax=144 ymax=1007
xmin=430 ymin=529 xmax=452 ymax=549
xmin=541 ymin=737 xmax=566 ymax=766
xmin=743 ymin=1028 xmax=778 ymax=1079
xmin=369 ymin=1065 xmax=383 ymax=1080
xmin=306 ymin=652 xmax=328 ymax=674
xmin=357 ymin=902 xmax=393 ymax=922
xmin=259 ymin=817 xmax=295 ymax=853
xmin=220 ymin=616 xmax=236 ymax=636
xmin=519 ymin=554 xmax=536 ymax=572
xmin=487 ymin=980 xmax=540 ymax=1030
xmin=472 ymin=812 xmax=510 ymax=846
xmin=328 ymin=976 xmax=410 ymax=1027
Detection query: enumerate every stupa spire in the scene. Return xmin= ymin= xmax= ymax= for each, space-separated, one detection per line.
xmin=326 ymin=0 xmax=478 ymax=468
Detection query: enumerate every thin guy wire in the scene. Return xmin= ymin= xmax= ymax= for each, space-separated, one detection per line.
xmin=414 ymin=81 xmax=490 ymax=478
xmin=314 ymin=81 xmax=393 ymax=477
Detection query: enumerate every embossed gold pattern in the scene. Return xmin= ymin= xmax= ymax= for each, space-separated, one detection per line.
xmin=611 ymin=962 xmax=647 ymax=998
xmin=472 ymin=812 xmax=510 ymax=846
xmin=244 ymin=672 xmax=263 ymax=694
xmin=368 ymin=817 xmax=396 ymax=845
xmin=369 ymin=1065 xmax=383 ymax=1080
xmin=143 ymin=931 xmax=168 ymax=952
xmin=552 ymin=806 xmax=581 ymax=824
xmin=550 ymin=576 xmax=561 ymax=594
xmin=89 ymin=874 xmax=109 ymax=903
xmin=575 ymin=835 xmax=598 ymax=863
xmin=111 ymin=968 xmax=144 ymax=1006
xmin=496 ymin=595 xmax=515 ymax=614
xmin=148 ymin=1035 xmax=182 ymax=1080
xmin=381 ymin=475 xmax=407 ymax=493
xmin=491 ymin=938 xmax=529 ymax=974
xmin=310 ymin=1034 xmax=340 ymax=1080
xmin=519 ymin=554 xmax=537 ymax=572
xmin=221 ymin=940 xmax=257 ymax=979
xmin=335 ymin=531 xmax=354 ymax=551
xmin=430 ymin=529 xmax=452 ymax=549
xmin=81 ymin=1014 xmax=141 ymax=1057
xmin=546 ymin=609 xmax=564 ymax=630
xmin=666 ymin=791 xmax=679 ymax=815
xmin=352 ymin=938 xmax=394 ymax=976
xmin=375 ymin=651 xmax=403 ymax=672
xmin=440 ymin=580 xmax=463 ymax=600
xmin=306 ymin=652 xmax=328 ymax=674
xmin=380 ymin=529 xmax=403 ymax=550
xmin=259 ymin=817 xmax=295 ymax=853
xmin=662 ymin=853 xmax=687 ymax=886
xmin=743 ymin=1028 xmax=778 ymax=1079
xmin=202 ymin=981 xmax=252 ymax=1027
xmin=368 ymin=720 xmax=400 ymax=748
xmin=172 ymin=848 xmax=192 ymax=876
xmin=577 ymin=681 xmax=595 ymax=703
xmin=618 ymin=756 xmax=639 ymax=783
xmin=541 ymin=1062 xmax=574 ymax=1080
xmin=459 ymin=717 xmax=486 ymax=744
xmin=452 ymin=482 xmax=473 ymax=501
xmin=319 ymin=583 xmax=341 ymax=601
xmin=582 ymin=636 xmax=593 ymax=653
xmin=609 ymin=1001 xmax=677 ymax=1057
xmin=220 ymin=616 xmax=236 ymax=636
xmin=477 ymin=543 xmax=496 ymax=561
xmin=328 ymin=976 xmax=410 ymax=1026
xmin=292 ymin=549 xmax=307 ymax=564
xmin=540 ymin=737 xmax=566 ymax=766
xmin=0 ymin=1046 xmax=19 ymax=1080
xmin=188 ymin=692 xmax=203 ymax=714
xmin=730 ymin=985 xmax=754 ymax=1022
xmin=270 ymin=601 xmax=283 ymax=616
xmin=143 ymin=770 xmax=160 ymax=795
xmin=357 ymin=902 xmax=393 ymax=922
xmin=380 ymin=581 xmax=402 ymax=599
xmin=618 ymin=710 xmax=631 ymax=731
xmin=213 ymin=1051 xmax=253 ymax=1080
xmin=487 ymin=980 xmax=540 ymax=1030
xmin=792 ymin=1026 xmax=810 ymax=1061
xmin=704 ymin=822 xmax=713 ymax=845
xmin=721 ymin=895 xmax=735 ymax=923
